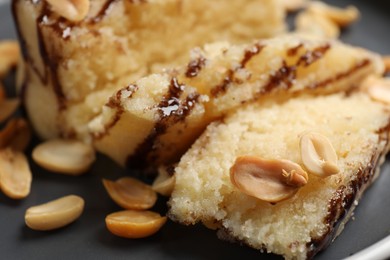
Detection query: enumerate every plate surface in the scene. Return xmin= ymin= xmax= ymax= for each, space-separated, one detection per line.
xmin=0 ymin=0 xmax=390 ymax=259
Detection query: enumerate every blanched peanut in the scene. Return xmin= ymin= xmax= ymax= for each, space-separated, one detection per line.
xmin=152 ymin=166 xmax=175 ymax=196
xmin=103 ymin=177 xmax=157 ymax=210
xmin=25 ymin=195 xmax=84 ymax=231
xmin=32 ymin=139 xmax=95 ymax=175
xmin=0 ymin=41 xmax=20 ymax=78
xmin=105 ymin=210 xmax=167 ymax=239
xmin=46 ymin=0 xmax=89 ymax=22
xmin=0 ymin=98 xmax=20 ymax=124
xmin=0 ymin=148 xmax=32 ymax=199
xmin=300 ymin=132 xmax=339 ymax=177
xmin=230 ymin=156 xmax=308 ymax=203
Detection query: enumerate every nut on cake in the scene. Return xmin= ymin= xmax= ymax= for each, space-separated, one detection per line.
xmin=169 ymin=91 xmax=390 ymax=259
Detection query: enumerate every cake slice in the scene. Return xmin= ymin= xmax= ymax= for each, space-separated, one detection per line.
xmin=12 ymin=0 xmax=286 ymax=140
xmin=89 ymin=34 xmax=384 ymax=167
xmin=168 ymin=90 xmax=390 ymax=259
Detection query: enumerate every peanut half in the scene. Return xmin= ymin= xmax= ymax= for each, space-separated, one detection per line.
xmin=0 ymin=148 xmax=32 ymax=199
xmin=0 ymin=41 xmax=20 ymax=78
xmin=46 ymin=0 xmax=90 ymax=22
xmin=25 ymin=195 xmax=84 ymax=231
xmin=307 ymin=1 xmax=360 ymax=27
xmin=0 ymin=98 xmax=20 ymax=124
xmin=32 ymin=139 xmax=95 ymax=175
xmin=0 ymin=118 xmax=31 ymax=151
xmin=282 ymin=0 xmax=307 ymax=12
xmin=105 ymin=210 xmax=167 ymax=239
xmin=383 ymin=56 xmax=390 ymax=74
xmin=230 ymin=156 xmax=308 ymax=203
xmin=0 ymin=82 xmax=5 ymax=102
xmin=365 ymin=78 xmax=390 ymax=104
xmin=152 ymin=166 xmax=175 ymax=196
xmin=103 ymin=177 xmax=157 ymax=210
xmin=300 ymin=132 xmax=339 ymax=177
xmin=296 ymin=11 xmax=339 ymax=39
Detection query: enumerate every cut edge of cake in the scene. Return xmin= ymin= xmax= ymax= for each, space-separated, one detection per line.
xmin=168 ymin=89 xmax=390 ymax=259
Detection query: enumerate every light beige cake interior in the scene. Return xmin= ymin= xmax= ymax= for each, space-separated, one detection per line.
xmin=90 ymin=34 xmax=384 ymax=167
xmin=13 ymin=0 xmax=286 ymax=140
xmin=169 ymin=91 xmax=390 ymax=259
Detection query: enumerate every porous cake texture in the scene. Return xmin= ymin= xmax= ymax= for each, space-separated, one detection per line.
xmin=90 ymin=34 xmax=384 ymax=167
xmin=169 ymin=92 xmax=390 ymax=259
xmin=12 ymin=0 xmax=286 ymax=140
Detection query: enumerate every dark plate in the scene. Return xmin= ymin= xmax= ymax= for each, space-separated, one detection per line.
xmin=1 ymin=0 xmax=390 ymax=259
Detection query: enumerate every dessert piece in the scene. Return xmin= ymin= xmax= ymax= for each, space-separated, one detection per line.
xmin=168 ymin=91 xmax=390 ymax=259
xmin=12 ymin=0 xmax=286 ymax=140
xmin=90 ymin=34 xmax=384 ymax=167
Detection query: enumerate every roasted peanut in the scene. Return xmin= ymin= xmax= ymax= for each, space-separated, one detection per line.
xmin=0 ymin=148 xmax=32 ymax=199
xmin=25 ymin=195 xmax=84 ymax=231
xmin=230 ymin=156 xmax=308 ymax=203
xmin=105 ymin=210 xmax=167 ymax=239
xmin=32 ymin=139 xmax=95 ymax=175
xmin=46 ymin=0 xmax=90 ymax=22
xmin=0 ymin=41 xmax=20 ymax=78
xmin=103 ymin=177 xmax=157 ymax=210
xmin=300 ymin=132 xmax=339 ymax=177
xmin=152 ymin=166 xmax=175 ymax=196
xmin=0 ymin=98 xmax=20 ymax=124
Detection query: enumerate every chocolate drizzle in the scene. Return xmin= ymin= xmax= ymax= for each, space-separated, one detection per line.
xmin=36 ymin=2 xmax=67 ymax=109
xmin=262 ymin=61 xmax=297 ymax=93
xmin=305 ymin=119 xmax=390 ymax=258
xmin=210 ymin=43 xmax=264 ymax=97
xmin=126 ymin=77 xmax=200 ymax=167
xmin=240 ymin=43 xmax=265 ymax=68
xmin=307 ymin=59 xmax=371 ymax=89
xmin=185 ymin=56 xmax=206 ymax=78
xmin=11 ymin=0 xmax=28 ymax=101
xmin=297 ymin=44 xmax=330 ymax=67
xmin=13 ymin=0 xmax=134 ymax=111
xmin=287 ymin=43 xmax=304 ymax=57
xmin=210 ymin=70 xmax=234 ymax=97
xmin=93 ymin=84 xmax=139 ymax=140
xmin=260 ymin=44 xmax=331 ymax=95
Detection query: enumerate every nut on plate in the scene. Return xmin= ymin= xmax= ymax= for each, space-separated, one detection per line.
xmin=0 ymin=148 xmax=32 ymax=199
xmin=32 ymin=139 xmax=96 ymax=175
xmin=105 ymin=210 xmax=167 ymax=239
xmin=152 ymin=166 xmax=176 ymax=196
xmin=0 ymin=40 xmax=20 ymax=78
xmin=25 ymin=195 xmax=85 ymax=231
xmin=103 ymin=177 xmax=157 ymax=210
xmin=0 ymin=98 xmax=20 ymax=124
xmin=0 ymin=118 xmax=31 ymax=151
xmin=230 ymin=156 xmax=308 ymax=203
